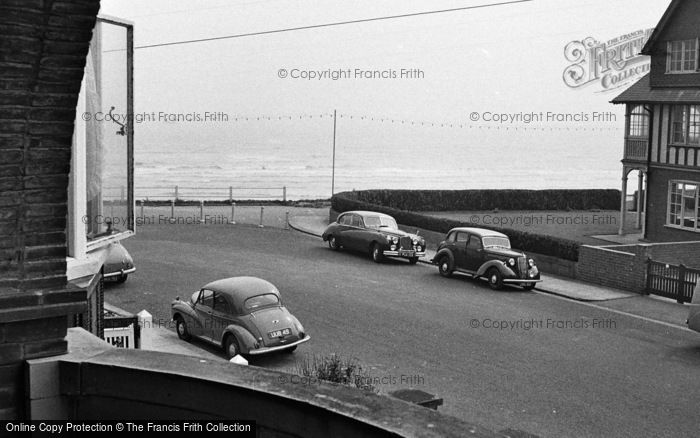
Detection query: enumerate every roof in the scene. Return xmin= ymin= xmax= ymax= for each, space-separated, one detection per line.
xmin=203 ymin=277 xmax=280 ymax=299
xmin=340 ymin=210 xmax=395 ymax=219
xmin=449 ymin=227 xmax=508 ymax=239
xmin=611 ymin=73 xmax=700 ymax=104
xmin=641 ymin=0 xmax=682 ymax=55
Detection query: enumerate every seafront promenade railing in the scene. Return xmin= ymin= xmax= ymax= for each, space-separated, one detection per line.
xmin=105 ymin=185 xmax=288 ymax=202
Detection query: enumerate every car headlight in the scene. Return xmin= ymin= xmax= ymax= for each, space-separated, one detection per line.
xmin=528 ymin=258 xmax=535 ymax=267
xmin=412 ymin=239 xmax=419 ymax=245
xmin=508 ymin=258 xmax=515 ymax=267
xmin=416 ymin=245 xmax=422 ymax=252
xmin=391 ymin=245 xmax=397 ymax=251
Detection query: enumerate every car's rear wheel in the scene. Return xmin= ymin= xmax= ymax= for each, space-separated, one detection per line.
xmin=523 ymin=283 xmax=536 ymax=291
xmin=328 ymin=235 xmax=340 ymax=251
xmin=224 ymin=334 xmax=241 ymax=359
xmin=487 ymin=268 xmax=504 ymax=290
xmin=438 ymin=255 xmax=453 ymax=277
xmin=283 ymin=345 xmax=298 ymax=354
xmin=408 ymin=257 xmax=419 ymax=265
xmin=371 ymin=243 xmax=384 ymax=263
xmin=175 ymin=316 xmax=191 ymax=341
xmin=114 ymin=274 xmax=128 ymax=284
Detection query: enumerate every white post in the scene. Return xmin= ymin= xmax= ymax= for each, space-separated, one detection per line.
xmin=199 ymin=200 xmax=204 ymax=224
xmin=230 ymin=201 xmax=236 ymax=225
xmin=259 ymin=206 xmax=264 ymax=228
xmin=170 ymin=199 xmax=175 ymax=218
xmin=136 ymin=310 xmax=152 ymax=350
xmin=619 ymin=171 xmax=628 ymax=235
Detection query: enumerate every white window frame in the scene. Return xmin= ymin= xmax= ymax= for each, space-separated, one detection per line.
xmin=667 ymin=180 xmax=700 ymax=232
xmin=666 ymin=39 xmax=699 ymax=74
xmin=669 ymin=105 xmax=700 ymax=146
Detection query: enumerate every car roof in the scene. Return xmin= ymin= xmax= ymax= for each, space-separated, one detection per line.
xmin=339 ymin=210 xmax=395 ymax=219
xmin=449 ymin=227 xmax=509 ymax=239
xmin=202 ymin=277 xmax=281 ymax=302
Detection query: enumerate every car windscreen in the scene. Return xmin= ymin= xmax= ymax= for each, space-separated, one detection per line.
xmin=243 ymin=293 xmax=280 ymax=312
xmin=365 ymin=216 xmax=398 ymax=230
xmin=482 ymin=236 xmax=511 ymax=249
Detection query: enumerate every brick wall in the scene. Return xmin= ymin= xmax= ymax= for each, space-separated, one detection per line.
xmin=0 ymin=0 xmax=100 ymax=420
xmin=646 ymin=166 xmax=700 ymax=242
xmin=577 ymin=245 xmax=648 ymax=292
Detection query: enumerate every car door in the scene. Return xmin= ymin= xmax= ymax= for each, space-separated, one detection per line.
xmin=210 ymin=292 xmax=233 ymax=343
xmin=343 ymin=214 xmax=364 ymax=251
xmin=452 ymin=231 xmax=470 ymax=269
xmin=193 ymin=289 xmax=215 ymax=340
xmin=335 ymin=213 xmax=353 ymax=247
xmin=464 ymin=235 xmax=485 ymax=272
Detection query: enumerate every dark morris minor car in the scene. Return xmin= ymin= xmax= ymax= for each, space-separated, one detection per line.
xmin=171 ymin=277 xmax=309 ymax=358
xmin=433 ymin=227 xmax=541 ymax=290
xmin=322 ymin=211 xmax=426 ymax=264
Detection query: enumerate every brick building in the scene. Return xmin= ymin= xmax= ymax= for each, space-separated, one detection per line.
xmin=613 ymin=0 xmax=700 ymax=242
xmin=0 ymin=0 xmax=135 ymax=420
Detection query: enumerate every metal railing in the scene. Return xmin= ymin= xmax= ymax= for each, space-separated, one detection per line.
xmin=646 ymin=259 xmax=698 ymax=303
xmin=105 ymin=185 xmax=288 ymax=202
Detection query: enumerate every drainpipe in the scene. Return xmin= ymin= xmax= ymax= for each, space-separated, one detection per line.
xmin=642 ymin=104 xmax=654 ymax=240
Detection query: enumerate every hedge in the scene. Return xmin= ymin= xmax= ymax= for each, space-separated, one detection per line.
xmin=348 ymin=189 xmax=620 ymax=212
xmin=331 ymin=191 xmax=581 ymax=261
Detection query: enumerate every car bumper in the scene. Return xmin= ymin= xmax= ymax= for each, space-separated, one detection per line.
xmin=248 ymin=335 xmax=311 ymax=356
xmin=502 ymin=278 xmax=542 ymax=284
xmin=103 ymin=266 xmax=136 ymax=278
xmin=383 ymin=250 xmax=426 ymax=258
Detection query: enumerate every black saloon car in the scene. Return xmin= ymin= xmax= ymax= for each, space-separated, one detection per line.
xmin=322 ymin=211 xmax=426 ymax=263
xmin=432 ymin=227 xmax=541 ymax=290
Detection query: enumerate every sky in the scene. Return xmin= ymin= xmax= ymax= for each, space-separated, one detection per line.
xmin=96 ymin=0 xmax=672 ymax=195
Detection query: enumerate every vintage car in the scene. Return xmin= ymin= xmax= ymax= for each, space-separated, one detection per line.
xmin=322 ymin=210 xmax=426 ymax=264
xmin=171 ymin=276 xmax=309 ymax=358
xmin=433 ymin=227 xmax=541 ymax=290
xmin=103 ymin=241 xmax=135 ymax=283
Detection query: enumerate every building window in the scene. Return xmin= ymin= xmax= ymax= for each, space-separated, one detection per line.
xmin=666 ymin=39 xmax=698 ymax=73
xmin=628 ymin=105 xmax=648 ymax=137
xmin=670 ymin=105 xmax=700 ymax=145
xmin=668 ymin=181 xmax=700 ymax=230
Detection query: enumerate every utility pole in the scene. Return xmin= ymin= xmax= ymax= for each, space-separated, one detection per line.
xmin=331 ymin=109 xmax=337 ymax=197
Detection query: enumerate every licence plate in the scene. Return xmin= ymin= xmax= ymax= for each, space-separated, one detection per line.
xmin=399 ymin=250 xmax=415 ymax=257
xmin=268 ymin=328 xmax=291 ymax=338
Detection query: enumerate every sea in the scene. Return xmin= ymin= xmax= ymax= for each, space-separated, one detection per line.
xmin=126 ymin=117 xmax=624 ymax=201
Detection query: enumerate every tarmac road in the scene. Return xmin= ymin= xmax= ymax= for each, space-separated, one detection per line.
xmin=105 ymin=224 xmax=700 ymax=438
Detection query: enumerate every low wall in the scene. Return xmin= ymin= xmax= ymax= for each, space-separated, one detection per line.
xmin=577 ymin=245 xmax=647 ymax=293
xmin=26 ymin=328 xmax=499 ymax=438
xmin=645 ymin=241 xmax=700 ymax=268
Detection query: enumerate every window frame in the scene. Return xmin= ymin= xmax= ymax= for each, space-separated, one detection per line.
xmin=666 ymin=39 xmax=699 ymax=74
xmin=627 ymin=104 xmax=649 ymax=138
xmin=667 ymin=180 xmax=700 ymax=232
xmin=669 ymin=105 xmax=700 ymax=146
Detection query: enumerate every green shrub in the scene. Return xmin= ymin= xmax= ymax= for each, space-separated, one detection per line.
xmin=331 ymin=191 xmax=581 ymax=261
xmin=293 ymin=353 xmax=378 ymax=393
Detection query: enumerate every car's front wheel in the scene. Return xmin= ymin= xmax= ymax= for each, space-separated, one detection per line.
xmin=437 ymin=255 xmax=453 ymax=277
xmin=328 ymin=235 xmax=340 ymax=251
xmin=408 ymin=257 xmax=419 ymax=265
xmin=523 ymin=283 xmax=536 ymax=291
xmin=224 ymin=334 xmax=241 ymax=359
xmin=371 ymin=243 xmax=384 ymax=263
xmin=487 ymin=268 xmax=504 ymax=290
xmin=175 ymin=316 xmax=191 ymax=341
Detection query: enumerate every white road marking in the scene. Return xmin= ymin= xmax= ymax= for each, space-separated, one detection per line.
xmin=534 ymin=290 xmax=694 ymax=333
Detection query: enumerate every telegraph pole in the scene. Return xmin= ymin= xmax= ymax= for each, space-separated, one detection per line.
xmin=331 ymin=109 xmax=337 ymax=196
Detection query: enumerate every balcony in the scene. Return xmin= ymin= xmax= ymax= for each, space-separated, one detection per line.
xmin=623 ymin=138 xmax=648 ymax=162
